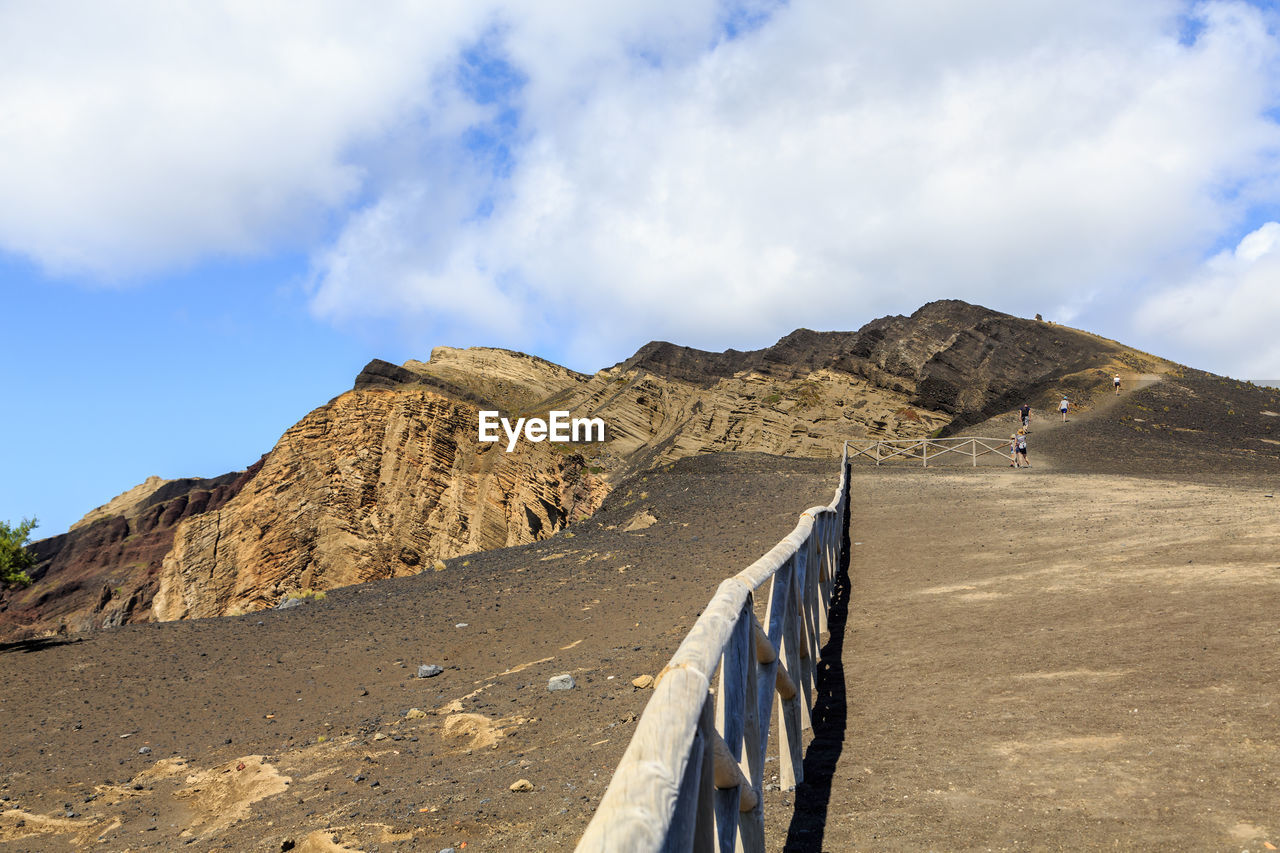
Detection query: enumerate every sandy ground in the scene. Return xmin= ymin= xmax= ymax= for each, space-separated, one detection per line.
xmin=0 ymin=454 xmax=838 ymax=853
xmin=4 ymin=370 xmax=1279 ymax=851
xmin=776 ymin=468 xmax=1280 ymax=852
xmin=776 ymin=376 xmax=1280 ymax=852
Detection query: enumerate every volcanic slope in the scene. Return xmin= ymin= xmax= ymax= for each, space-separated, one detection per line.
xmin=0 ymin=453 xmax=838 ymax=852
xmin=772 ymin=369 xmax=1280 ymax=851
xmin=1 ymin=326 xmax=1275 ymax=850
xmin=6 ymin=300 xmax=1173 ymax=641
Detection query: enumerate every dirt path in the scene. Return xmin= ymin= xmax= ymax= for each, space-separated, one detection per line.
xmin=775 ymin=465 xmax=1280 ymax=851
xmin=948 ymin=373 xmax=1168 ymax=473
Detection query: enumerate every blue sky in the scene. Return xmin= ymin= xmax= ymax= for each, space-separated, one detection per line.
xmin=6 ymin=0 xmax=1280 ymax=537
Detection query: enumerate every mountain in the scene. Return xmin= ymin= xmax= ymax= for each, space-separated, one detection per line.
xmin=2 ymin=300 xmax=1174 ymax=639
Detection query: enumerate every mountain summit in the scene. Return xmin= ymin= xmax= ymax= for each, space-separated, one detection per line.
xmin=4 ymin=301 xmax=1173 ymax=639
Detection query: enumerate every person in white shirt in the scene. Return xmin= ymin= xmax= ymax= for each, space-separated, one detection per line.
xmin=1059 ymin=397 xmax=1069 ymax=421
xmin=1114 ymin=374 xmax=1121 ymax=395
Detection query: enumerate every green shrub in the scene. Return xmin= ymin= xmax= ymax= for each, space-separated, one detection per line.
xmin=0 ymin=518 xmax=37 ymax=588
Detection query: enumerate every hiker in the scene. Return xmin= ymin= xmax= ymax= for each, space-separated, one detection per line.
xmin=1020 ymin=403 xmax=1031 ymax=428
xmin=1059 ymin=396 xmax=1069 ymax=421
xmin=1010 ymin=432 xmax=1018 ymax=466
xmin=1015 ymin=428 xmax=1029 ymax=467
xmin=1114 ymin=374 xmax=1121 ymax=395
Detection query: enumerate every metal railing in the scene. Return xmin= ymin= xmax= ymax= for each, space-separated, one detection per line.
xmin=847 ymin=436 xmax=1012 ymax=467
xmin=575 ymin=443 xmax=850 ymax=853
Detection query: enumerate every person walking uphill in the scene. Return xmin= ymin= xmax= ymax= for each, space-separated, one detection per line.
xmin=1114 ymin=374 xmax=1121 ymax=395
xmin=1020 ymin=403 xmax=1031 ymax=429
xmin=1009 ymin=429 xmax=1030 ymax=467
xmin=1059 ymin=396 xmax=1069 ymax=422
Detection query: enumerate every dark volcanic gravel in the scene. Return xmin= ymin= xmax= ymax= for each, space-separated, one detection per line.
xmin=1033 ymin=370 xmax=1280 ymax=483
xmin=0 ymin=452 xmax=839 ymax=852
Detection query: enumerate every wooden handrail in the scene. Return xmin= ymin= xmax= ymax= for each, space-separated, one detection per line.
xmin=575 ymin=442 xmax=850 ymax=852
xmin=848 ymin=436 xmax=1013 ymax=467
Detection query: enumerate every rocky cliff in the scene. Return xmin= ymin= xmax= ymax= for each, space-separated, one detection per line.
xmin=151 ymin=388 xmax=606 ymax=620
xmin=6 ymin=300 xmax=1173 ymax=638
xmin=3 ymin=466 xmax=262 ymax=637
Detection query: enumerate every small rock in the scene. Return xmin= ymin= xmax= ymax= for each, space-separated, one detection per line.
xmin=509 ymin=778 xmax=535 ymax=793
xmin=417 ymin=664 xmax=444 ymax=678
xmin=547 ymin=674 xmax=576 ymax=692
xmin=405 ymin=708 xmax=427 ymax=720
xmin=631 ymin=674 xmax=654 ymax=689
xmin=138 ymin=746 xmax=152 ymax=755
xmin=372 ymin=732 xmax=388 ymax=741
xmin=276 ymin=597 xmax=303 ymax=610
xmin=432 ymin=559 xmax=447 ymax=572
xmin=455 ymin=623 xmax=468 ymax=628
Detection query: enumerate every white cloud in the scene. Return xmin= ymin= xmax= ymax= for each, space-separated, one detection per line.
xmin=1138 ymin=221 xmax=1280 ymax=378
xmin=6 ymin=1 xmax=1280 ymax=372
xmin=0 ymin=1 xmax=502 ymax=277
xmin=307 ymin=0 xmax=1280 ymax=366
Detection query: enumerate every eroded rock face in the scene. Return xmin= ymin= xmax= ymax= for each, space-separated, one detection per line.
xmin=355 ymin=346 xmax=588 ymax=414
xmin=1 ymin=467 xmax=260 ymax=639
xmin=13 ymin=299 xmax=1174 ymax=635
xmin=151 ymin=389 xmax=606 ymax=620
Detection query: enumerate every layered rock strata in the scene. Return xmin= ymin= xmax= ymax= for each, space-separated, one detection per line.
xmin=151 ymin=389 xmax=606 ymax=620
xmin=10 ymin=300 xmax=1175 ymax=636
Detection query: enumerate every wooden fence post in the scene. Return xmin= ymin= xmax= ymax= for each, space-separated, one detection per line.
xmin=576 ymin=443 xmax=851 ymax=853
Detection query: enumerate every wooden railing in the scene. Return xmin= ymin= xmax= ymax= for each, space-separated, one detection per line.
xmin=575 ymin=443 xmax=850 ymax=853
xmin=847 ymin=436 xmax=1011 ymax=467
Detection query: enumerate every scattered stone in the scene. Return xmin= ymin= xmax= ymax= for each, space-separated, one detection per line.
xmin=275 ymin=597 xmax=303 ymax=610
xmin=631 ymin=674 xmax=654 ymax=689
xmin=455 ymin=623 xmax=468 ymax=628
xmin=138 ymin=746 xmax=152 ymax=755
xmin=417 ymin=664 xmax=444 ymax=678
xmin=372 ymin=733 xmax=388 ymax=741
xmin=622 ymin=510 xmax=657 ymax=532
xmin=547 ymin=674 xmax=576 ymax=692
xmin=405 ymin=708 xmax=427 ymax=720
xmin=509 ymin=779 xmax=535 ymax=793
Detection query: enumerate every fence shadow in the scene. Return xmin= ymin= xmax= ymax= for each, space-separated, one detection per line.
xmin=781 ymin=498 xmax=852 ymax=852
xmin=0 ymin=635 xmax=84 ymax=654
